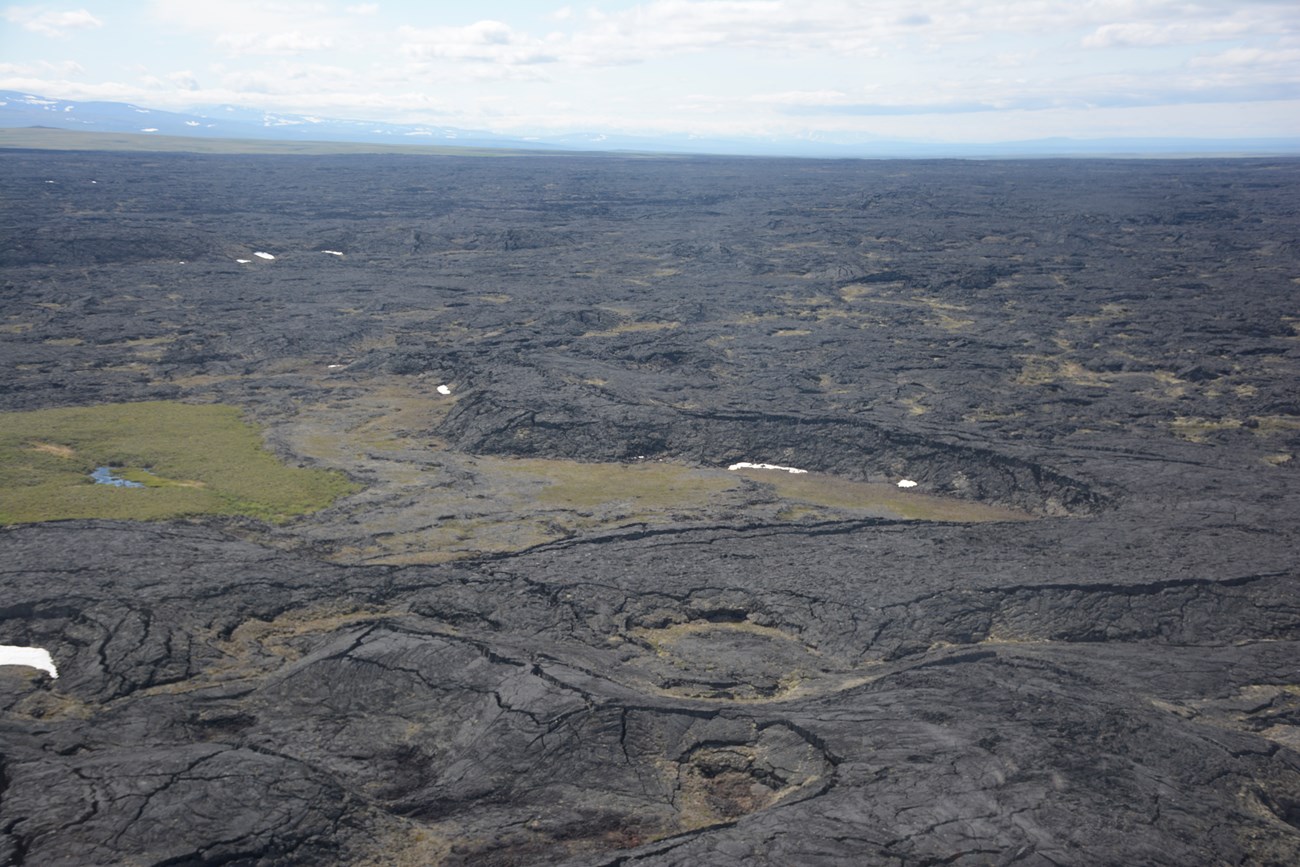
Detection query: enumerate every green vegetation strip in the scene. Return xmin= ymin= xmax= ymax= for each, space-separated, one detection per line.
xmin=737 ymin=469 xmax=1034 ymax=523
xmin=0 ymin=401 xmax=358 ymax=524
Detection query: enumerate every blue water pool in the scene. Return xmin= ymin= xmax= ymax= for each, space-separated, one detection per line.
xmin=91 ymin=467 xmax=145 ymax=488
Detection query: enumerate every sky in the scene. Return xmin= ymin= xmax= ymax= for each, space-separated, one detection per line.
xmin=2 ymin=0 xmax=1299 ymax=143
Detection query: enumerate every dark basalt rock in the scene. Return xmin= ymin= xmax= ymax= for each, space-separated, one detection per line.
xmin=2 ymin=151 xmax=1299 ymax=865
xmin=438 ymin=397 xmax=1106 ymax=515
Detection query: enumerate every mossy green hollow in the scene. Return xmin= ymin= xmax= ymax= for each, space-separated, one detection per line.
xmin=0 ymin=401 xmax=359 ymax=524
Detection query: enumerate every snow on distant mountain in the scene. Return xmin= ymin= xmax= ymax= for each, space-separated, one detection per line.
xmin=0 ymin=91 xmax=551 ymax=150
xmin=3 ymin=91 xmax=1298 ymax=158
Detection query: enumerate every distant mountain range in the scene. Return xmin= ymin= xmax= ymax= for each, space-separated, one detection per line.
xmin=0 ymin=91 xmax=549 ymax=151
xmin=3 ymin=90 xmax=1298 ymax=159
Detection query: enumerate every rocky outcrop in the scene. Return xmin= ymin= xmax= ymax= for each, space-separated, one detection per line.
xmin=439 ymin=397 xmax=1105 ymax=515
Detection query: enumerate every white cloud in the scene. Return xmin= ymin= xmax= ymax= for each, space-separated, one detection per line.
xmin=168 ymin=69 xmax=200 ymax=90
xmin=991 ymin=48 xmax=1040 ymax=68
xmin=216 ymin=30 xmax=335 ymax=55
xmin=0 ymin=58 xmax=84 ymax=76
xmin=1190 ymin=46 xmax=1300 ymax=69
xmin=3 ymin=6 xmax=103 ymax=37
xmin=1080 ymin=0 xmax=1299 ymax=49
xmin=6 ymin=0 xmax=1299 ymax=143
xmin=218 ymin=61 xmax=356 ymax=94
xmin=150 ymin=0 xmax=328 ymax=31
xmin=0 ymin=75 xmax=152 ymax=103
xmin=532 ymin=1 xmax=1049 ymax=66
xmin=151 ymin=0 xmax=347 ymax=56
xmin=538 ymin=1 xmax=1300 ymax=67
xmin=1083 ymin=20 xmax=1254 ymax=49
xmin=751 ymin=89 xmax=853 ymax=106
xmin=565 ymin=1 xmax=807 ymax=64
xmin=399 ymin=20 xmax=558 ymax=65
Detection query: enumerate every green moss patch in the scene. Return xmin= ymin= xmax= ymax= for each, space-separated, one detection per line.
xmin=518 ymin=458 xmax=739 ymax=511
xmin=0 ymin=401 xmax=358 ymax=524
xmin=734 ymin=468 xmax=1033 ymax=523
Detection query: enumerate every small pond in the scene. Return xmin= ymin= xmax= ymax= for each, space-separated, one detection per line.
xmin=91 ymin=466 xmax=144 ymax=488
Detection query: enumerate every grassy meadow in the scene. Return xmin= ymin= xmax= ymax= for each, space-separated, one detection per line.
xmin=0 ymin=401 xmax=358 ymax=524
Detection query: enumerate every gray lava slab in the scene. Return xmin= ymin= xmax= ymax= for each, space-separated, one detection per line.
xmin=1 ymin=151 xmax=1299 ymax=865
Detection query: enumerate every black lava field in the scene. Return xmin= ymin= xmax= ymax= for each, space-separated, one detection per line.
xmin=2 ymin=149 xmax=1299 ymax=866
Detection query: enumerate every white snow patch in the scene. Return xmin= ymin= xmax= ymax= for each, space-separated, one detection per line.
xmin=235 ymin=259 xmax=251 ymax=264
xmin=327 ymin=364 xmax=345 ymax=369
xmin=321 ymin=250 xmax=343 ymax=256
xmin=45 ymin=180 xmax=54 ymax=183
xmin=141 ymin=128 xmax=158 ymax=132
xmin=436 ymin=385 xmax=452 ymax=395
xmin=64 ymin=105 xmax=74 ymax=111
xmin=185 ymin=121 xmax=200 ymax=127
xmin=253 ymin=252 xmax=275 ymax=260
xmin=729 ymin=462 xmax=808 ymax=474
xmin=90 ymin=180 xmax=97 ymax=183
xmin=0 ymin=646 xmax=58 ymax=679
xmin=897 ymin=479 xmax=918 ymax=488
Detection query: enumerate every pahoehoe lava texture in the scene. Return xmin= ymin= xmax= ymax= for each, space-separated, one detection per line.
xmin=2 ymin=151 xmax=1300 ymax=865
